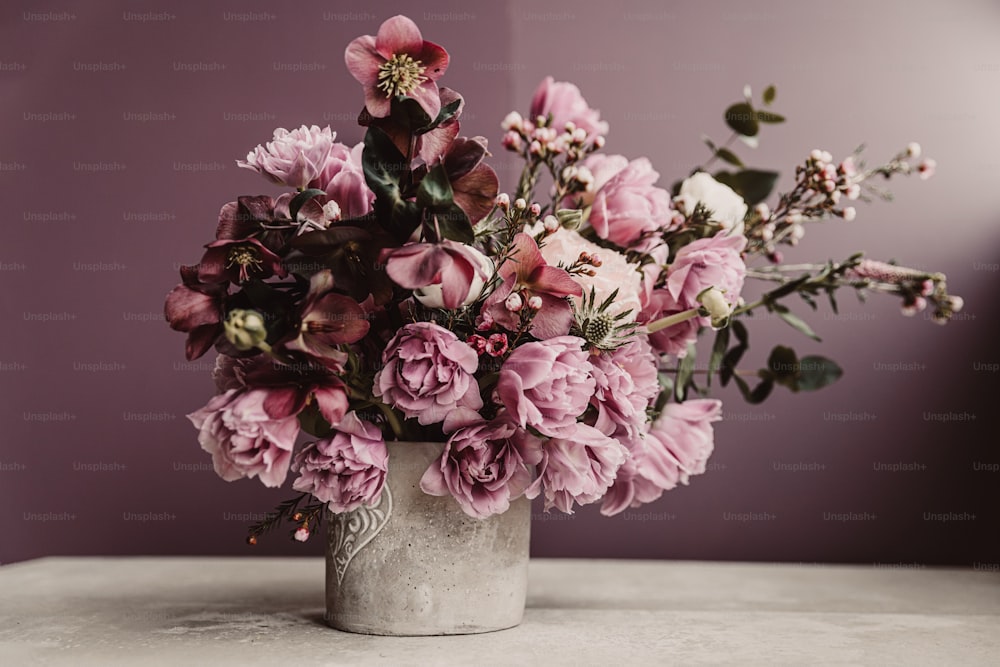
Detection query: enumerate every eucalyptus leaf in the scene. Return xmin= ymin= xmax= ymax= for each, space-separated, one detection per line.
xmin=724 ymin=102 xmax=759 ymax=137
xmin=796 ymin=355 xmax=843 ymax=391
xmin=714 ymin=169 xmax=780 ymax=206
xmin=774 ymin=307 xmax=822 ymax=341
xmin=755 ymin=110 xmax=785 ymax=123
xmin=762 ymin=85 xmax=776 ymax=105
xmin=715 ymin=147 xmax=744 ymax=167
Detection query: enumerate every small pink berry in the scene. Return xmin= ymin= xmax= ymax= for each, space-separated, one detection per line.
xmin=294 ymin=526 xmax=310 ymax=542
xmin=527 ymin=295 xmax=543 ymax=311
xmin=529 ymin=203 xmax=541 ymax=216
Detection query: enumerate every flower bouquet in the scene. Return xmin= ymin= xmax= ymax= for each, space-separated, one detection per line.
xmin=164 ymin=15 xmax=961 ymax=635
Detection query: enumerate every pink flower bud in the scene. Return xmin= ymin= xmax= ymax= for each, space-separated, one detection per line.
xmin=514 ymin=198 xmax=527 ymax=210
xmin=754 ymin=202 xmax=771 ymax=221
xmin=502 ymin=131 xmax=523 ymax=152
xmin=823 ymin=179 xmax=837 ymax=193
xmin=529 ymin=203 xmax=541 ymax=216
xmin=294 ymin=526 xmax=310 ymax=542
xmin=590 ymin=254 xmax=602 ymax=268
xmin=842 ymin=206 xmax=857 ymax=222
xmin=901 ymin=296 xmax=927 ymax=316
xmin=821 ymin=151 xmax=833 ymax=163
xmin=822 ymin=164 xmax=838 ymax=180
xmin=918 ymin=158 xmax=936 ymax=180
xmin=906 ymin=142 xmax=922 ymax=158
xmin=845 ymin=183 xmax=861 ymax=200
xmin=810 ymin=149 xmax=824 ymax=162
xmin=593 ymin=135 xmax=606 ymax=149
xmin=839 ymin=157 xmax=858 ymax=177
xmin=529 ymin=140 xmax=543 ymax=155
xmin=527 ymin=295 xmax=543 ymax=311
xmin=572 ymin=128 xmax=587 ymax=143
xmin=496 ymin=193 xmax=510 ymax=210
xmin=501 ymin=111 xmax=524 ymax=132
xmin=543 ymin=215 xmax=560 ymax=233
xmin=505 ymin=292 xmax=524 ymax=312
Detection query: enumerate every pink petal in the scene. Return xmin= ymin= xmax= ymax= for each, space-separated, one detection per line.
xmin=165 ymin=285 xmax=219 ymax=331
xmin=531 ymin=265 xmax=584 ymax=298
xmin=419 ymin=457 xmax=450 ymax=496
xmin=185 ymin=324 xmax=220 ymax=361
xmin=529 ymin=299 xmax=575 ymax=339
xmin=451 ymin=163 xmax=499 ymax=224
xmin=344 ymin=35 xmax=381 ymax=85
xmin=313 ymin=385 xmax=348 ymax=426
xmin=375 ymin=15 xmax=423 ymax=58
xmin=507 ymin=233 xmax=545 ymax=283
xmin=408 ymin=81 xmax=442 ymax=120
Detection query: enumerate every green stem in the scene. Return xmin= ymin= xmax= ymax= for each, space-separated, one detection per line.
xmin=644 ymin=307 xmax=701 ymax=333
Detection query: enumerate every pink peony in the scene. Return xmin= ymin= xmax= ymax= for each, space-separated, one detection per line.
xmin=530 ymin=76 xmax=608 ymax=138
xmin=640 ymin=289 xmax=700 ymax=358
xmin=644 ymin=398 xmax=722 ymax=488
xmin=310 ymin=141 xmax=373 ymax=219
xmin=589 ymin=158 xmax=675 ymax=249
xmin=530 ymin=224 xmax=643 ymax=323
xmin=524 ymin=423 xmax=628 ymax=513
xmin=187 ymin=389 xmax=301 ymax=488
xmin=664 ymin=232 xmax=746 ymax=311
xmin=587 ymin=336 xmax=659 ymax=447
xmin=563 ymin=153 xmax=629 ymax=208
xmin=496 ymin=335 xmax=594 ymax=437
xmin=238 ymin=125 xmax=337 ymax=190
xmin=345 ymin=15 xmax=449 ymax=119
xmin=374 ymin=322 xmax=483 ymax=426
xmin=291 ymin=412 xmax=388 ymax=513
xmin=420 ymin=418 xmax=542 ymax=519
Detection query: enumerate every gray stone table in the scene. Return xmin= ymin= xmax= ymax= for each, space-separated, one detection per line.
xmin=1 ymin=557 xmax=998 ymax=665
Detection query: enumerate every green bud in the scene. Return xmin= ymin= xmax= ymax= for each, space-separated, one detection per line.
xmin=223 ymin=309 xmax=268 ymax=351
xmin=555 ymin=208 xmax=584 ymax=231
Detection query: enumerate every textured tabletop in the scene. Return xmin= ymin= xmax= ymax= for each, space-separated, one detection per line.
xmin=1 ymin=557 xmax=998 ymax=666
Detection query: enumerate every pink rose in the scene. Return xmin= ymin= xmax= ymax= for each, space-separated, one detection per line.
xmin=644 ymin=399 xmax=722 ymax=488
xmin=291 ymin=412 xmax=388 ymax=513
xmin=238 ymin=125 xmax=336 ymax=190
xmin=310 ymin=141 xmax=373 ymax=219
xmin=530 ymin=76 xmax=608 ymax=138
xmin=497 ymin=335 xmax=595 ymax=437
xmin=563 ymin=153 xmax=629 ymax=208
xmin=664 ymin=232 xmax=746 ymax=311
xmin=524 ymin=423 xmax=628 ymax=513
xmin=420 ymin=419 xmax=542 ymax=519
xmin=187 ymin=389 xmax=300 ymax=488
xmin=589 ymin=158 xmax=674 ymax=249
xmin=374 ymin=322 xmax=483 ymax=426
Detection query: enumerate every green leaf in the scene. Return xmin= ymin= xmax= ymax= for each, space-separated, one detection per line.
xmin=702 ymin=136 xmax=717 ymax=152
xmin=796 ymin=356 xmax=843 ymax=391
xmin=715 ymin=147 xmax=744 ymax=167
xmin=755 ymin=110 xmax=786 ymax=124
xmin=720 ymin=320 xmax=748 ymax=386
xmin=418 ymin=96 xmax=462 ymax=135
xmin=773 ymin=305 xmax=822 ymax=341
xmin=749 ymin=376 xmax=774 ymax=403
xmin=675 ymin=343 xmax=697 ymax=402
xmin=767 ymin=345 xmax=800 ymax=386
xmin=431 ymin=204 xmax=474 ymax=244
xmin=362 ymin=127 xmax=421 ymax=241
xmin=714 ymin=169 xmax=780 ymax=206
xmin=288 ymin=188 xmax=328 ymax=223
xmin=762 ymin=85 xmax=776 ymax=105
xmin=724 ymin=102 xmax=759 ymax=137
xmin=416 ymin=163 xmax=454 ymax=209
xmin=708 ymin=326 xmax=730 ymax=389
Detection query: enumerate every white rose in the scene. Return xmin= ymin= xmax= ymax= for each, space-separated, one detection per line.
xmin=413 ymin=247 xmax=494 ymax=310
xmin=676 ymin=172 xmax=748 ymax=236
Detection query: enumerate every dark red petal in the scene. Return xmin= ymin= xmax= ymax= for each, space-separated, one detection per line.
xmin=451 ymin=163 xmax=499 ymax=224
xmin=185 ymin=324 xmax=221 ymax=361
xmin=165 ymin=284 xmax=220 ymax=331
xmin=263 ymin=387 xmax=307 ymax=420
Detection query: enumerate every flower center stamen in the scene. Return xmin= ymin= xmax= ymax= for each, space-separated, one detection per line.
xmin=377 ymin=54 xmax=427 ymax=98
xmin=226 ymin=246 xmax=263 ymax=283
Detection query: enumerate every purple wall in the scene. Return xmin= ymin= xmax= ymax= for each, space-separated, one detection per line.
xmin=2 ymin=0 xmax=998 ymax=566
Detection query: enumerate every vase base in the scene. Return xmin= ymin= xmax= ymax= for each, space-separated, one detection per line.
xmin=325 ymin=614 xmax=523 ymax=636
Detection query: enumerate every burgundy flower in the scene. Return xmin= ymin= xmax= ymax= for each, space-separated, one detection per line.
xmin=292 ymin=412 xmax=388 ymax=513
xmin=238 ymin=358 xmax=350 ymax=429
xmin=373 ymin=322 xmax=483 ymax=426
xmin=279 ymin=271 xmax=370 ymax=369
xmin=383 ymin=240 xmax=491 ymax=309
xmin=442 ymin=136 xmax=500 ymax=224
xmin=420 ymin=418 xmax=542 ymax=519
xmin=496 ymin=335 xmax=594 ymax=437
xmin=481 ymin=233 xmax=582 ymax=339
xmin=187 ymin=388 xmax=301 ymax=488
xmin=197 ymin=238 xmax=286 ymax=285
xmin=524 ymin=423 xmax=628 ymax=514
xmin=164 ymin=265 xmax=226 ymax=360
xmin=345 ymin=15 xmax=449 ymax=119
